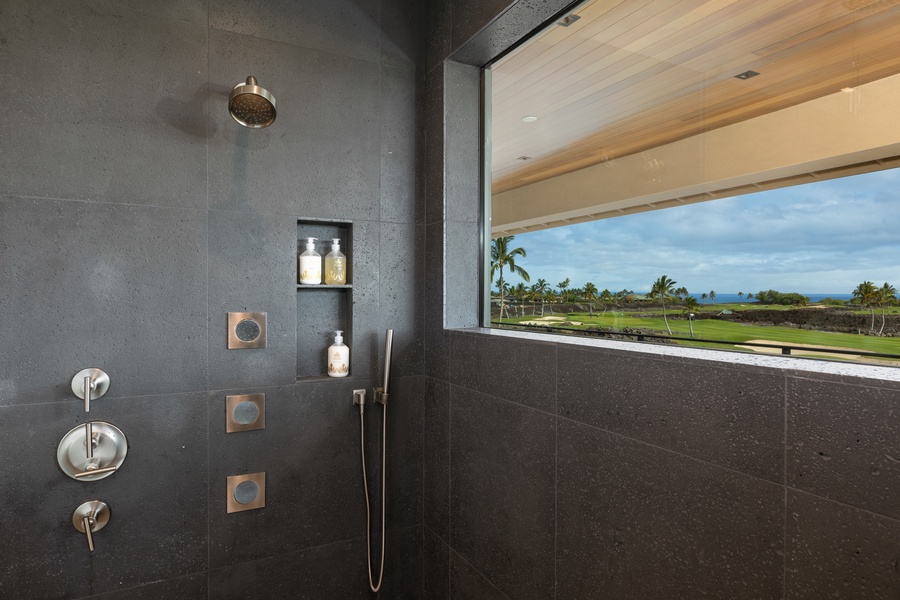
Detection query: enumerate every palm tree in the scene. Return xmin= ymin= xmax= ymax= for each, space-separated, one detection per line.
xmin=558 ymin=278 xmax=570 ymax=304
xmin=747 ymin=292 xmax=754 ymax=301
xmin=490 ymin=236 xmax=530 ymax=323
xmin=877 ymin=282 xmax=897 ymax=335
xmin=533 ymin=278 xmax=550 ymax=316
xmin=853 ymin=281 xmax=878 ymax=331
xmin=738 ymin=291 xmax=744 ymax=301
xmin=709 ymin=290 xmax=716 ymax=304
xmin=682 ymin=296 xmax=700 ymax=337
xmin=599 ymin=289 xmax=613 ymax=316
xmin=582 ymin=282 xmax=598 ymax=316
xmin=649 ymin=275 xmax=677 ymax=334
xmin=495 ymin=278 xmax=511 ymax=319
xmin=701 ymin=292 xmax=707 ymax=303
xmin=512 ymin=282 xmax=528 ymax=318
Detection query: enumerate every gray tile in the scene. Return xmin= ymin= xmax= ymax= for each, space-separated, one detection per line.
xmin=208 ymin=210 xmax=297 ymax=389
xmin=380 ymin=222 xmax=424 ymax=378
xmin=208 ymin=30 xmax=381 ymax=221
xmin=0 ymin=1 xmax=208 ymax=207
xmin=425 ymin=378 xmax=451 ymax=541
xmin=0 ymin=198 xmax=208 ymax=406
xmin=425 ymin=528 xmax=451 ymax=600
xmin=450 ymin=0 xmax=574 ymax=67
xmin=424 ymin=221 xmax=450 ymax=381
xmin=381 ymin=0 xmax=426 ymax=70
xmin=450 ymin=550 xmax=510 ymax=600
xmin=558 ymin=346 xmax=785 ymax=482
xmin=450 ymin=386 xmax=555 ymax=600
xmin=385 ymin=376 xmax=425 ymax=530
xmin=786 ymin=490 xmax=900 ymax=600
xmin=207 ymin=536 xmax=371 ymax=600
xmin=449 ymin=0 xmax=513 ymax=52
xmin=210 ymin=0 xmax=381 ymax=64
xmin=425 ymin=66 xmax=446 ymax=226
xmin=426 ymin=318 xmax=451 ymax=382
xmin=557 ymin=418 xmax=783 ymax=600
xmin=79 ymin=574 xmax=208 ymax=600
xmin=445 ymin=221 xmax=481 ymax=329
xmin=208 ymin=379 xmax=370 ymax=567
xmin=380 ymin=65 xmax=420 ymax=225
xmin=426 ymin=0 xmax=453 ymax=74
xmin=444 ymin=62 xmax=481 ymax=224
xmin=0 ymin=393 xmax=209 ymax=599
xmin=787 ymin=377 xmax=900 ymax=520
xmin=451 ymin=331 xmax=556 ymax=412
xmin=378 ymin=526 xmax=424 ymax=600
xmin=82 ymin=0 xmax=208 ymax=27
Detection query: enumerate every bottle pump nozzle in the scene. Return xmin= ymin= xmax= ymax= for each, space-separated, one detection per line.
xmin=305 ymin=237 xmax=317 ymax=249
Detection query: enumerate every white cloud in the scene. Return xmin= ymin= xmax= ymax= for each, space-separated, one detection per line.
xmin=499 ymin=169 xmax=900 ymax=293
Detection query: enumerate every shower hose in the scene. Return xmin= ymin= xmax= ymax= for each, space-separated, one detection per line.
xmin=360 ymin=405 xmax=386 ymax=593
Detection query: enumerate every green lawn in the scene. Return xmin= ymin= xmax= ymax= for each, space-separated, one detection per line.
xmin=498 ymin=309 xmax=900 ymax=360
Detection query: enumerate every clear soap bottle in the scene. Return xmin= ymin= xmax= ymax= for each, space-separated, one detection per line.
xmin=327 ymin=330 xmax=349 ymax=377
xmin=298 ymin=237 xmax=322 ymax=284
xmin=324 ymin=238 xmax=347 ymax=285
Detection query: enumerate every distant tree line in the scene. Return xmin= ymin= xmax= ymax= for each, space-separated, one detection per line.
xmin=490 ymin=236 xmax=898 ymax=334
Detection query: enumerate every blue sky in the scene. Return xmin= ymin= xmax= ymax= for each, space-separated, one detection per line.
xmin=496 ymin=168 xmax=900 ymax=295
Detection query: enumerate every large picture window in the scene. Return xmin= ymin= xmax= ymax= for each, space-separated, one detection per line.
xmin=487 ymin=0 xmax=900 ymax=366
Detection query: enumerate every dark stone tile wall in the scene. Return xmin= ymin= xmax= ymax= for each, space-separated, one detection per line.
xmin=422 ymin=2 xmax=900 ymax=600
xmin=0 ymin=0 xmax=425 ymax=598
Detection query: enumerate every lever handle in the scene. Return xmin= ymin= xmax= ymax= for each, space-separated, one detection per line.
xmin=72 ymin=369 xmax=110 ymax=414
xmin=73 ymin=501 xmax=110 ymax=553
xmin=85 ymin=422 xmax=93 ymax=460
xmin=82 ymin=516 xmax=95 ymax=552
xmin=83 ymin=376 xmax=93 ymax=412
xmin=74 ymin=465 xmax=118 ymax=479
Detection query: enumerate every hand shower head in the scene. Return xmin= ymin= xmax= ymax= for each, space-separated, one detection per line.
xmin=228 ymin=76 xmax=277 ymax=128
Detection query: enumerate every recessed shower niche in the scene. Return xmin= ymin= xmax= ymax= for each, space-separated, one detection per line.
xmin=296 ymin=218 xmax=352 ymax=379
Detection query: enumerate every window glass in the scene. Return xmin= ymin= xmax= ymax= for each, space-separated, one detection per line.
xmin=488 ymin=0 xmax=900 ymax=366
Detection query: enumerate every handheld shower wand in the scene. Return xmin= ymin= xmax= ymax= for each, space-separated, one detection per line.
xmin=358 ymin=329 xmax=393 ymax=593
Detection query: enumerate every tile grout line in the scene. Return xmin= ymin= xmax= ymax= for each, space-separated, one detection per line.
xmin=554 ymin=344 xmax=559 ymax=600
xmin=205 ymin=0 xmax=211 ymax=584
xmin=557 ymin=414 xmax=785 ymax=490
xmin=447 ymin=374 xmax=453 ymax=600
xmin=782 ymin=374 xmax=788 ymax=600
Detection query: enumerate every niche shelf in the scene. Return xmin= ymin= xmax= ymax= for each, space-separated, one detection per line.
xmin=296 ymin=218 xmax=352 ymax=380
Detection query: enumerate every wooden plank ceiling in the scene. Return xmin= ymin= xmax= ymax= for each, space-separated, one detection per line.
xmin=491 ymin=0 xmax=900 ymax=195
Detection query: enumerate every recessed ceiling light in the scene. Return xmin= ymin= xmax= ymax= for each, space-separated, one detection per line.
xmin=841 ymin=87 xmax=855 ymax=93
xmin=521 ymin=115 xmax=538 ymax=123
xmin=557 ymin=14 xmax=581 ymax=27
xmin=517 ymin=156 xmax=532 ymax=161
xmin=734 ymin=70 xmax=760 ymax=80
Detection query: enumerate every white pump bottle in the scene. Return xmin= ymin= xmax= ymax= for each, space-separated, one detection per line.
xmin=298 ymin=237 xmax=322 ymax=284
xmin=327 ymin=330 xmax=349 ymax=377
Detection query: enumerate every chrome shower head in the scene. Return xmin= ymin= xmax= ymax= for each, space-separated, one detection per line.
xmin=228 ymin=76 xmax=277 ymax=128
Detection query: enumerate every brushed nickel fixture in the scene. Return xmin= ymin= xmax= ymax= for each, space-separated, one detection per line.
xmin=226 ymin=393 xmax=265 ymax=433
xmin=72 ymin=500 xmax=110 ymax=552
xmin=226 ymin=472 xmax=266 ymax=513
xmin=355 ymin=329 xmax=393 ymax=593
xmin=227 ymin=311 xmax=267 ymax=349
xmin=229 ymin=76 xmax=277 ymax=128
xmin=71 ymin=368 xmax=109 ymax=413
xmin=57 ymin=421 xmax=128 ymax=481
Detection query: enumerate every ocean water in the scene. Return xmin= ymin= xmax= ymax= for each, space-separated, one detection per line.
xmin=687 ymin=293 xmax=854 ymax=304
